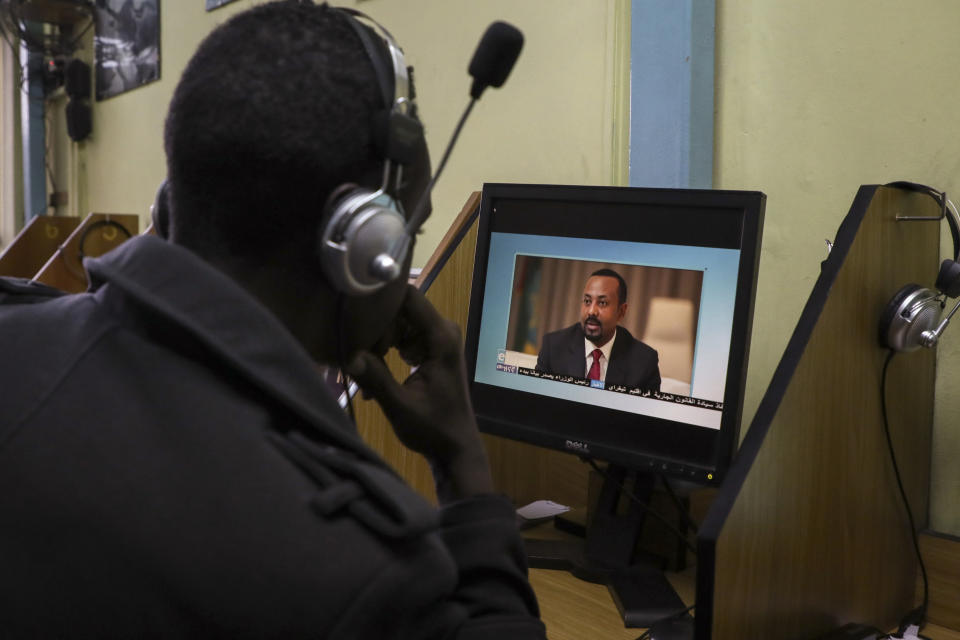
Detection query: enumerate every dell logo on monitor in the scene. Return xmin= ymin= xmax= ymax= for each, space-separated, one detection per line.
xmin=564 ymin=440 xmax=590 ymax=454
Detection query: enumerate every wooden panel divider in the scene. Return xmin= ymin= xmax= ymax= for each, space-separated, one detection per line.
xmin=0 ymin=216 xmax=81 ymax=279
xmin=921 ymin=531 xmax=960 ymax=631
xmin=32 ymin=213 xmax=139 ymax=293
xmin=699 ymin=185 xmax=940 ymax=639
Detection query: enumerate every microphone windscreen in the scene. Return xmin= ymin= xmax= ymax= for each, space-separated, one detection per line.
xmin=468 ymin=21 xmax=524 ymax=99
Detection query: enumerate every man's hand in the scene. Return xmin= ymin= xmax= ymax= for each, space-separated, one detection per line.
xmin=345 ymin=285 xmax=493 ymax=503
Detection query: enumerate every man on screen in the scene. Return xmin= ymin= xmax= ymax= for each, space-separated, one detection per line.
xmin=535 ymin=268 xmax=661 ymax=392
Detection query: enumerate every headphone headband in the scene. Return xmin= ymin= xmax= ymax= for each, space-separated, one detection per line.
xmin=337 ymin=8 xmax=413 ymax=119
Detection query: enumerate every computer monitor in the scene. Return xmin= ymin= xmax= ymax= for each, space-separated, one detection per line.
xmin=462 ymin=182 xmax=765 ymax=627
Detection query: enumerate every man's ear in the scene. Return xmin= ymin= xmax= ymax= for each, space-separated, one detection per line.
xmin=617 ymin=302 xmax=628 ymax=321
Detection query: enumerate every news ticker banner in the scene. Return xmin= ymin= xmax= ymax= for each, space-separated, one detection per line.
xmin=493 ymin=361 xmax=724 ymax=411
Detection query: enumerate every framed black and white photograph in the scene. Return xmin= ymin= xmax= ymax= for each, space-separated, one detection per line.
xmin=94 ymin=0 xmax=161 ymax=100
xmin=206 ymin=0 xmax=240 ymax=10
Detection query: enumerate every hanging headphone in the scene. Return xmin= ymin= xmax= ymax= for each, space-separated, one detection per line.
xmin=879 ymin=182 xmax=960 ymax=351
xmin=317 ymin=7 xmax=425 ymax=296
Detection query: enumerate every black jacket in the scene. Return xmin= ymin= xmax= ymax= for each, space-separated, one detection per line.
xmin=535 ymin=323 xmax=661 ymax=392
xmin=0 ymin=236 xmax=544 ymax=639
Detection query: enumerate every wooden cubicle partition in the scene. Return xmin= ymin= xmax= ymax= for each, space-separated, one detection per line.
xmin=0 ymin=216 xmax=81 ymax=278
xmin=32 ymin=213 xmax=139 ymax=292
xmin=921 ymin=532 xmax=960 ymax=630
xmin=352 ymin=191 xmax=593 ymax=509
xmin=697 ymin=185 xmax=940 ymax=639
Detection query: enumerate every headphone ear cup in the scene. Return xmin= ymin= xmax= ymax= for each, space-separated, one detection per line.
xmin=318 ymin=187 xmax=408 ymax=295
xmin=879 ymin=283 xmax=941 ymax=351
xmin=382 ymin=110 xmax=424 ymax=165
xmin=151 ymin=180 xmax=170 ymax=240
xmin=935 ymin=259 xmax=960 ymax=298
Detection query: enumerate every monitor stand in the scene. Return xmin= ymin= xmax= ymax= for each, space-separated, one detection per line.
xmin=523 ymin=465 xmax=689 ymax=628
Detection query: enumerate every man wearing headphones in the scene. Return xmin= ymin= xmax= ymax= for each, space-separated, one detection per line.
xmin=536 ymin=268 xmax=661 ymax=392
xmin=0 ymin=2 xmax=544 ymax=637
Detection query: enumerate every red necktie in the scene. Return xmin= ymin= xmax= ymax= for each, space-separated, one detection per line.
xmin=587 ymin=349 xmax=602 ymax=380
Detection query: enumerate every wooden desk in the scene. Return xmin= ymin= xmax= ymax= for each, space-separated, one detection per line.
xmin=529 ymin=567 xmax=960 ymax=640
xmin=522 ymin=513 xmax=696 ymax=639
xmin=529 ymin=567 xmax=694 ymax=640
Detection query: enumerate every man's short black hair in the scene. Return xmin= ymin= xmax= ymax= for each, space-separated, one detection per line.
xmin=163 ymin=1 xmax=388 ymax=263
xmin=590 ymin=268 xmax=627 ymax=305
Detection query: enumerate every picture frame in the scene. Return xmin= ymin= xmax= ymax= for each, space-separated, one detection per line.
xmin=94 ymin=0 xmax=161 ymax=100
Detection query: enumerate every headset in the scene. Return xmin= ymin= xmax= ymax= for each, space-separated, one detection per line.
xmin=151 ymin=6 xmax=424 ymax=297
xmin=879 ymin=182 xmax=960 ymax=351
xmin=317 ymin=7 xmax=424 ymax=296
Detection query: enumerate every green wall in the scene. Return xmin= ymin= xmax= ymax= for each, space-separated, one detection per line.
xmin=66 ymin=1 xmax=256 ymax=222
xmin=66 ymin=0 xmax=628 ymax=257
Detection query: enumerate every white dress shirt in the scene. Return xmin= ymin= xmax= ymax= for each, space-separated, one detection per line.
xmin=584 ymin=332 xmax=616 ymax=381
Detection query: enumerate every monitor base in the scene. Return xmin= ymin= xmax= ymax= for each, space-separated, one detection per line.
xmin=523 ymin=465 xmax=691 ymax=628
xmin=524 ymin=538 xmax=687 ymax=628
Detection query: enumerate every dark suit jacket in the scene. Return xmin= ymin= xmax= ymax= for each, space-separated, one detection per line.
xmin=535 ymin=323 xmax=661 ymax=392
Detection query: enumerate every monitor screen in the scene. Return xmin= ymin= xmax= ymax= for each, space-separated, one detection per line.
xmin=463 ymin=183 xmax=765 ymax=484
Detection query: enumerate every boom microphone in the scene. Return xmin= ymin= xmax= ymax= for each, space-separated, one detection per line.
xmin=398 ymin=21 xmax=524 ymax=243
xmin=468 ymin=21 xmax=525 ymax=99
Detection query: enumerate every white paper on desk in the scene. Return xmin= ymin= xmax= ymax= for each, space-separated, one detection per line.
xmin=516 ymin=500 xmax=570 ymax=520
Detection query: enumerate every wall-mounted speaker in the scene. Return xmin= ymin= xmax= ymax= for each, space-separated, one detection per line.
xmin=65 ymin=59 xmax=90 ymax=100
xmin=66 ymin=99 xmax=91 ymax=142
